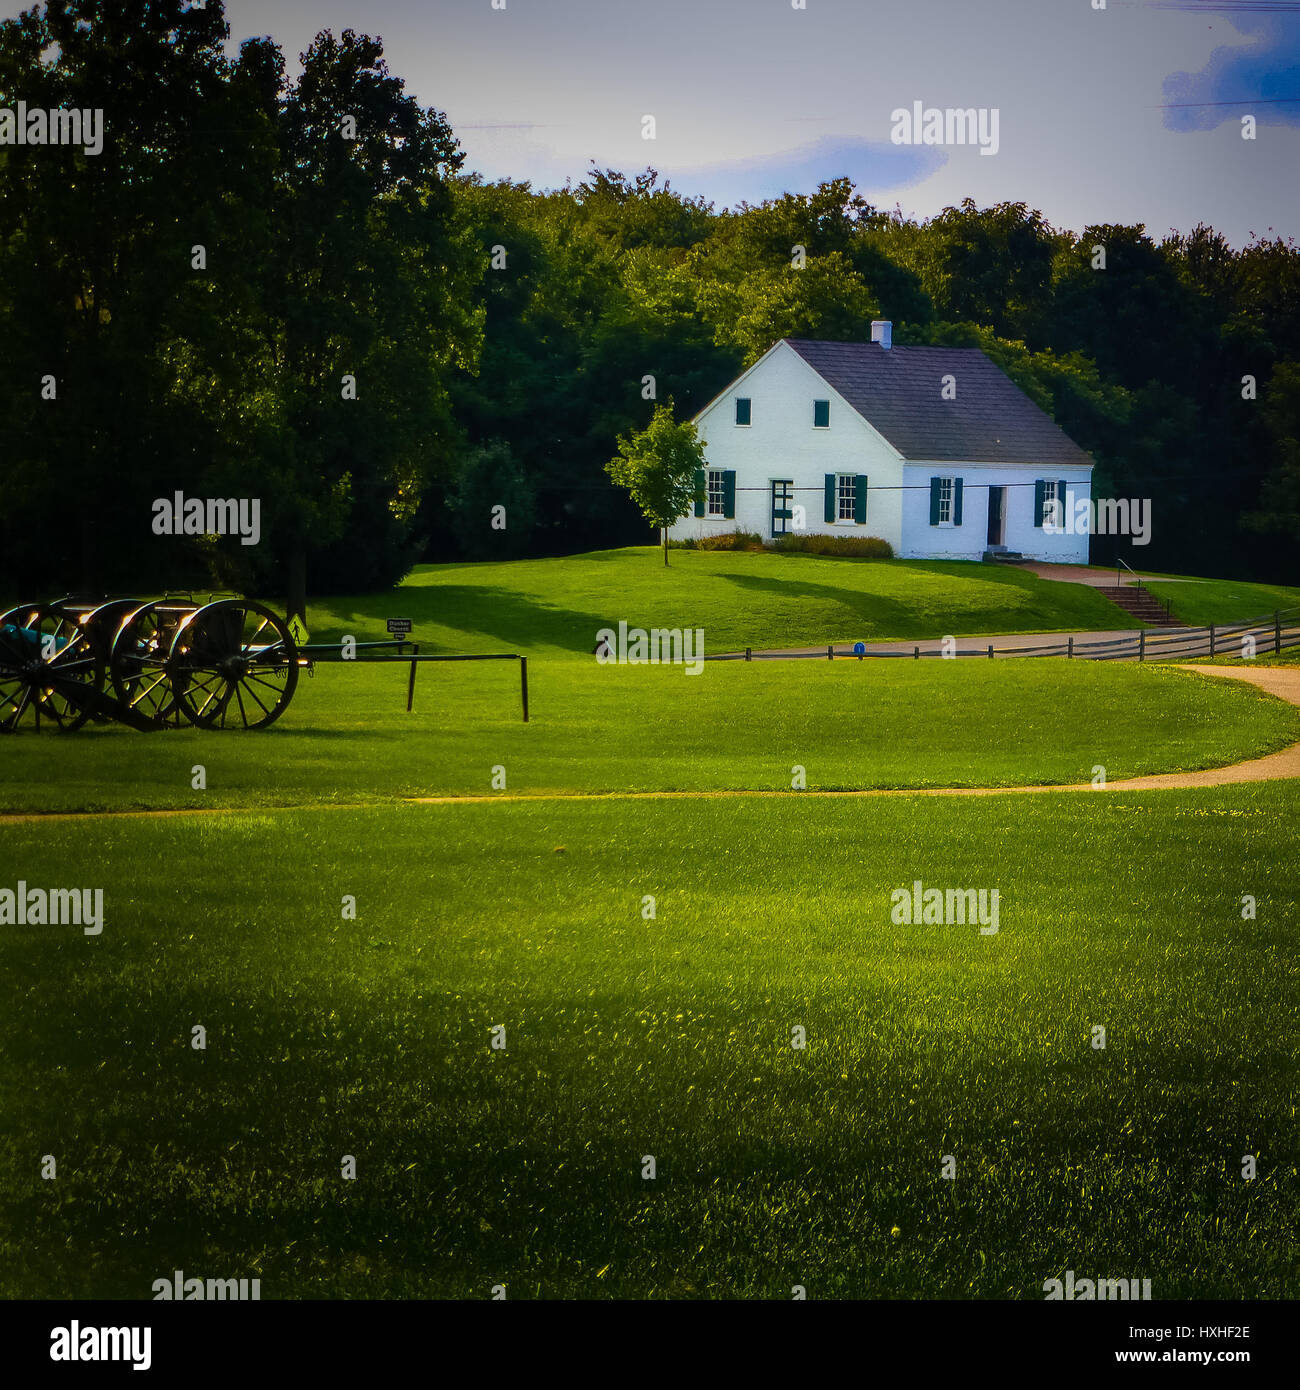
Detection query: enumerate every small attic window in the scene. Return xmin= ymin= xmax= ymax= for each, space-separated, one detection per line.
xmin=735 ymin=398 xmax=751 ymax=426
xmin=813 ymin=399 xmax=830 ymax=428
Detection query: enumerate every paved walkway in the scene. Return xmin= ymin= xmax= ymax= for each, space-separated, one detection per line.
xmin=717 ymin=623 xmax=1299 ymax=660
xmin=1017 ymin=563 xmax=1204 ymax=588
xmin=3 ymin=668 xmax=1297 ymax=823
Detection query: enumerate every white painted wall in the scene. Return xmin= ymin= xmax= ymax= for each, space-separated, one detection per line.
xmin=899 ymin=464 xmax=1093 ymax=562
xmin=667 ymin=341 xmax=906 ymax=549
xmin=668 ymin=339 xmax=1093 ymax=563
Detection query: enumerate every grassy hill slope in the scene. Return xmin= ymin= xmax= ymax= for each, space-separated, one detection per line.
xmin=308 ymin=549 xmax=1144 ymax=656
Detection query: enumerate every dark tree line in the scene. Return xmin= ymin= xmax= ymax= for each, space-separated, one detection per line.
xmin=2 ymin=0 xmax=1297 ymax=602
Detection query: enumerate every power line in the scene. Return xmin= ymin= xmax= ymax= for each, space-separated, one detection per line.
xmin=1158 ymin=97 xmax=1300 ymax=108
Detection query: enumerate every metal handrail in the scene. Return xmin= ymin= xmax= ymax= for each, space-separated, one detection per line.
xmin=1116 ymin=556 xmax=1142 ymax=590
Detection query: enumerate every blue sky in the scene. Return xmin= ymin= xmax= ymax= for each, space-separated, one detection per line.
xmin=14 ymin=0 xmax=1300 ymax=243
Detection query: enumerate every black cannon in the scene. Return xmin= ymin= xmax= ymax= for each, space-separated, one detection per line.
xmin=0 ymin=596 xmax=298 ymax=732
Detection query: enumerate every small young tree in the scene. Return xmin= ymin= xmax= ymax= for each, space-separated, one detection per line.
xmin=605 ymin=403 xmax=706 ymax=565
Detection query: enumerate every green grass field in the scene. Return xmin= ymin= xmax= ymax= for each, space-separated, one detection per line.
xmin=308 ymin=548 xmax=1145 ymax=655
xmin=1147 ymin=576 xmax=1300 ymax=628
xmin=3 ymin=658 xmax=1297 ymax=813
xmin=2 ymin=785 xmax=1296 ymax=1298
xmin=2 ymin=549 xmax=1298 ymax=1300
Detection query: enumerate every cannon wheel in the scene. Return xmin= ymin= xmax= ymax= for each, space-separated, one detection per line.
xmin=64 ymin=599 xmax=142 ymax=724
xmin=109 ymin=600 xmax=195 ymax=728
xmin=169 ymin=599 xmax=299 ymax=730
xmin=0 ymin=602 xmax=104 ymax=732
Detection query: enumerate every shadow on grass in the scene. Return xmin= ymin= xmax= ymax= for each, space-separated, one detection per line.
xmin=316 ymin=586 xmax=614 ymax=655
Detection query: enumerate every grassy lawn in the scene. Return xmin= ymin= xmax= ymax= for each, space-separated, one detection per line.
xmin=3 ymin=551 xmax=1297 ymax=1303
xmin=1187 ymin=647 xmax=1300 ymax=668
xmin=3 ymin=658 xmax=1297 ymax=814
xmin=307 ymin=548 xmax=1142 ymax=656
xmin=1145 ymin=576 xmax=1300 ymax=628
xmin=2 ymin=783 xmax=1296 ymax=1299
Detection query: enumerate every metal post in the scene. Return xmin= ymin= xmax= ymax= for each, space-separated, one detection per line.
xmin=745 ymin=647 xmax=752 ymax=662
xmin=1067 ymin=636 xmax=1074 ymax=658
xmin=1276 ymin=611 xmax=1282 ymax=655
xmin=1209 ymin=624 xmax=1215 ymax=659
xmin=406 ymin=643 xmax=420 ymax=712
xmin=1138 ymin=630 xmax=1145 ymax=662
xmin=988 ymin=644 xmax=994 ymax=660
xmin=827 ymin=645 xmax=833 ymax=660
xmin=913 ymin=645 xmax=919 ymax=660
xmin=520 ymin=656 xmax=529 ymax=723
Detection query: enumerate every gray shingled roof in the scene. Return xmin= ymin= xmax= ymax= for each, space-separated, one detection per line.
xmin=783 ymin=339 xmax=1093 ymax=467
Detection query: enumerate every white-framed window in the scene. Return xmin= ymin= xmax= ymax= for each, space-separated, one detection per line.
xmin=1043 ymin=478 xmax=1067 ymax=528
xmin=707 ymin=469 xmax=726 ymax=517
xmin=837 ymin=474 xmax=856 ymax=521
xmin=937 ymin=477 xmax=953 ymax=524
xmin=735 ymin=397 xmax=751 ymax=426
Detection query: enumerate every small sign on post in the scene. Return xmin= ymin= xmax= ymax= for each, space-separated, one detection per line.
xmin=287 ymin=615 xmax=309 ymax=647
xmin=386 ymin=618 xmax=413 ymax=637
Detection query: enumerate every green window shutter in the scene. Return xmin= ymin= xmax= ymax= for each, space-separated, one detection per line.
xmin=814 ymin=399 xmax=830 ymax=428
xmin=824 ymin=474 xmax=836 ymax=524
xmin=929 ymin=477 xmax=942 ymax=525
xmin=723 ymin=470 xmax=736 ymax=519
xmin=1033 ymin=478 xmax=1045 ymax=527
xmin=953 ymin=477 xmax=963 ymax=526
xmin=854 ymin=474 xmax=868 ymax=525
xmin=694 ymin=468 xmax=706 ymax=518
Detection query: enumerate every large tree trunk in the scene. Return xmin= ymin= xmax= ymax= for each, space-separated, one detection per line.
xmin=287 ymin=544 xmax=307 ymax=622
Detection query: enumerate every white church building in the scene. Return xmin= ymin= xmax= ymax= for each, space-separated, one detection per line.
xmin=668 ymin=322 xmax=1094 ymax=562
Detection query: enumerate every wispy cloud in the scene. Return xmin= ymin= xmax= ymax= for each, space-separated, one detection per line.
xmin=1162 ymin=11 xmax=1300 ymax=130
xmin=651 ymin=137 xmax=947 ymax=210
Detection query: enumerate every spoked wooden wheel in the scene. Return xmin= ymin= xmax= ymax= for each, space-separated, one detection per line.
xmin=169 ymin=599 xmax=299 ymax=730
xmin=0 ymin=603 xmax=103 ymax=733
xmin=71 ymin=599 xmax=140 ymax=724
xmin=0 ymin=604 xmax=41 ymax=732
xmin=110 ymin=600 xmax=194 ymax=728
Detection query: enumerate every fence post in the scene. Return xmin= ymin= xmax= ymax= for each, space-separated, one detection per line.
xmin=913 ymin=645 xmax=919 ymax=660
xmin=1209 ymin=623 xmax=1215 ymax=658
xmin=827 ymin=645 xmax=833 ymax=660
xmin=988 ymin=644 xmax=994 ymax=660
xmin=1138 ymin=631 xmax=1145 ymax=662
xmin=1276 ymin=612 xmax=1282 ymax=656
xmin=745 ymin=646 xmax=752 ymax=662
xmin=406 ymin=643 xmax=420 ymax=713
xmin=520 ymin=656 xmax=529 ymax=723
xmin=1067 ymin=636 xmax=1074 ymax=659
